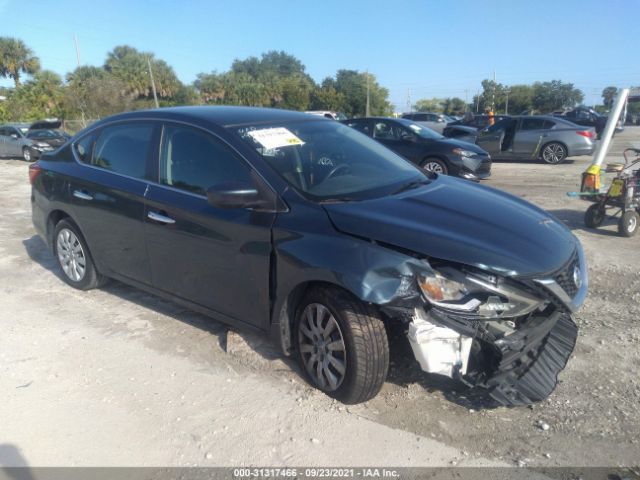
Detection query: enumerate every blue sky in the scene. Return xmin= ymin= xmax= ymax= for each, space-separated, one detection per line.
xmin=1 ymin=0 xmax=638 ymax=110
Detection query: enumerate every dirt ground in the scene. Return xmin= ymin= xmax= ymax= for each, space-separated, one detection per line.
xmin=0 ymin=127 xmax=639 ymax=469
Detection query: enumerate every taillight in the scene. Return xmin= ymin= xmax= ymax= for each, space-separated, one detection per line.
xmin=577 ymin=130 xmax=595 ymax=138
xmin=29 ymin=162 xmax=42 ymax=185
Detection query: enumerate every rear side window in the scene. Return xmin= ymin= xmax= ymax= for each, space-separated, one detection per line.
xmin=521 ymin=118 xmax=554 ymax=131
xmin=160 ymin=125 xmax=252 ymax=196
xmin=74 ymin=134 xmax=95 ymax=164
xmin=92 ymin=123 xmax=153 ymax=179
xmin=346 ymin=121 xmax=371 ymax=136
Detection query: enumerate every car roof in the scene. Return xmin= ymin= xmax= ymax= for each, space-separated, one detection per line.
xmin=96 ymin=106 xmax=318 ymax=128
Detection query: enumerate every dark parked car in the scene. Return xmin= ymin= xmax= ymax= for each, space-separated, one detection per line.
xmin=442 ymin=124 xmax=479 ymax=144
xmin=341 ymin=117 xmax=491 ymax=180
xmin=552 ymin=107 xmax=607 ymax=138
xmin=31 ymin=106 xmax=587 ymax=406
xmin=400 ymin=112 xmax=454 ymax=133
xmin=0 ymin=120 xmax=69 ymax=161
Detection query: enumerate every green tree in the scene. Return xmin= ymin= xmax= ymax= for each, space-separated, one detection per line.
xmin=0 ymin=37 xmax=40 ymax=88
xmin=333 ymin=70 xmax=390 ymax=117
xmin=505 ymin=84 xmax=534 ymax=114
xmin=601 ymin=86 xmax=618 ymax=109
xmin=5 ymin=70 xmax=64 ymax=120
xmin=413 ymin=98 xmax=444 ymax=113
xmin=531 ymin=80 xmax=583 ymax=112
xmin=310 ymin=79 xmax=345 ymax=111
xmin=104 ymin=45 xmax=181 ymax=99
xmin=65 ymin=65 xmax=132 ymax=120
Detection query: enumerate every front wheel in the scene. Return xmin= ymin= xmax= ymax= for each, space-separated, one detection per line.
xmin=541 ymin=142 xmax=568 ymax=164
xmin=618 ymin=211 xmax=639 ymax=237
xmin=22 ymin=147 xmax=33 ymax=162
xmin=585 ymin=204 xmax=605 ymax=228
xmin=421 ymin=157 xmax=448 ymax=175
xmin=294 ymin=286 xmax=389 ymax=404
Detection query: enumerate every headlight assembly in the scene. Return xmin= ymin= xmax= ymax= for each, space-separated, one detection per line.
xmin=418 ymin=265 xmax=544 ymax=319
xmin=452 ymin=148 xmax=477 ymax=158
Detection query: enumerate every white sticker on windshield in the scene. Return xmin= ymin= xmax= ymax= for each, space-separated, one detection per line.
xmin=247 ymin=127 xmax=304 ymax=150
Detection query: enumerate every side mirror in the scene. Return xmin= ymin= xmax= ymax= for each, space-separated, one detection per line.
xmin=10 ymin=133 xmax=18 ymax=139
xmin=207 ymin=182 xmax=262 ymax=209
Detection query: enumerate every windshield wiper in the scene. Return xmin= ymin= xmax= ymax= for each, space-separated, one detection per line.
xmin=392 ymin=179 xmax=430 ymax=195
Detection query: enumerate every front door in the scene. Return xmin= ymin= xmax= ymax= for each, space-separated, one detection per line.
xmin=476 ymin=118 xmax=513 ymax=157
xmin=372 ymin=120 xmax=420 ymax=163
xmin=4 ymin=127 xmax=22 ymax=157
xmin=144 ymin=123 xmax=274 ymax=330
xmin=68 ymin=122 xmax=156 ymax=284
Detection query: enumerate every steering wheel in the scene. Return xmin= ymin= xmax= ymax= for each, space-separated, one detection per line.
xmin=325 ymin=164 xmax=351 ymax=180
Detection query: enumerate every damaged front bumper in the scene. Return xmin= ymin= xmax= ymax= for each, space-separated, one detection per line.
xmin=405 ymin=249 xmax=586 ymax=407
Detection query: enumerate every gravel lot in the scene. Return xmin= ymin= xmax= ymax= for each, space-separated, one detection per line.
xmin=0 ymin=127 xmax=639 ymax=469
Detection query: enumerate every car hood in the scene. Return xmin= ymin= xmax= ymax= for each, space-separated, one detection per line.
xmin=424 ymin=137 xmax=487 ymax=155
xmin=323 ymin=176 xmax=577 ymax=277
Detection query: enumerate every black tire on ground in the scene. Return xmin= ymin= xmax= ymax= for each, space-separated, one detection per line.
xmin=22 ymin=147 xmax=33 ymax=162
xmin=420 ymin=157 xmax=448 ymax=175
xmin=53 ymin=218 xmax=105 ymax=290
xmin=585 ymin=204 xmax=605 ymax=228
xmin=294 ymin=286 xmax=389 ymax=404
xmin=618 ymin=211 xmax=639 ymax=237
xmin=540 ymin=142 xmax=568 ymax=164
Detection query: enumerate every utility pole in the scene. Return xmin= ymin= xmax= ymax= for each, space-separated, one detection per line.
xmin=365 ymin=71 xmax=371 ymax=117
xmin=407 ymin=88 xmax=411 ymax=113
xmin=505 ymin=89 xmax=510 ymax=114
xmin=492 ymin=69 xmax=496 ymax=111
xmin=73 ymin=34 xmax=81 ymax=66
xmin=475 ymin=89 xmax=480 ymax=113
xmin=73 ymin=34 xmax=86 ymax=128
xmin=147 ymin=56 xmax=159 ymax=109
xmin=464 ymin=89 xmax=468 ymax=111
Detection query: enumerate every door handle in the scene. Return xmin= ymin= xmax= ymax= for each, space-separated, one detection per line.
xmin=73 ymin=190 xmax=93 ymax=201
xmin=147 ymin=211 xmax=175 ymax=224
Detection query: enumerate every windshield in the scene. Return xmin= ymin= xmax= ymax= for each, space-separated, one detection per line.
xmin=404 ymin=121 xmax=444 ymax=140
xmin=26 ymin=129 xmax=64 ymax=139
xmin=231 ymin=120 xmax=426 ymax=202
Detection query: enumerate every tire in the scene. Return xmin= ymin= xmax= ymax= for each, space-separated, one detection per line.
xmin=22 ymin=147 xmax=33 ymax=162
xmin=618 ymin=211 xmax=639 ymax=237
xmin=585 ymin=204 xmax=605 ymax=228
xmin=53 ymin=219 xmax=105 ymax=289
xmin=541 ymin=142 xmax=568 ymax=164
xmin=294 ymin=286 xmax=389 ymax=404
xmin=421 ymin=157 xmax=448 ymax=175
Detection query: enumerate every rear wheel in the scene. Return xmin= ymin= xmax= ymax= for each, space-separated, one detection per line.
xmin=585 ymin=204 xmax=605 ymax=228
xmin=294 ymin=286 xmax=389 ymax=404
xmin=22 ymin=147 xmax=32 ymax=162
xmin=421 ymin=157 xmax=448 ymax=175
xmin=53 ymin=219 xmax=105 ymax=289
xmin=618 ymin=211 xmax=639 ymax=237
xmin=541 ymin=142 xmax=567 ymax=164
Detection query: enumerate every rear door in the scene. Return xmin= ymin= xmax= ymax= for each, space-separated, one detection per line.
xmin=512 ymin=118 xmax=553 ymax=158
xmin=0 ymin=128 xmax=7 ymax=156
xmin=143 ymin=123 xmax=274 ymax=330
xmin=4 ymin=127 xmax=22 ymax=157
xmin=68 ymin=121 xmax=157 ymax=284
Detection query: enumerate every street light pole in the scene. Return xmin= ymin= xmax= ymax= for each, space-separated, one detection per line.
xmin=147 ymin=57 xmax=160 ymax=109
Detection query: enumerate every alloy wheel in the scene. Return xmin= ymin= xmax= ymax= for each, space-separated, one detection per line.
xmin=423 ymin=161 xmax=445 ymax=173
xmin=542 ymin=143 xmax=566 ymax=164
xmin=56 ymin=228 xmax=86 ymax=282
xmin=23 ymin=148 xmax=31 ymax=161
xmin=298 ymin=303 xmax=347 ymax=391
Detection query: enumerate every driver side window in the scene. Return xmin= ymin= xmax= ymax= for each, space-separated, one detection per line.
xmin=373 ymin=121 xmax=400 ymax=140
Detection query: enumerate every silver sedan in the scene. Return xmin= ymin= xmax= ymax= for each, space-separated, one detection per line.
xmin=476 ymin=115 xmax=596 ymax=164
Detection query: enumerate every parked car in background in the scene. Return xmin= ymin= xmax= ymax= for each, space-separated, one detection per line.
xmin=342 ymin=117 xmax=491 ymax=180
xmin=552 ymin=107 xmax=607 ymax=138
xmin=305 ymin=110 xmax=347 ymax=121
xmin=476 ymin=115 xmax=596 ymax=164
xmin=30 ymin=106 xmax=586 ymax=406
xmin=0 ymin=120 xmax=69 ymax=161
xmin=400 ymin=112 xmax=454 ymax=133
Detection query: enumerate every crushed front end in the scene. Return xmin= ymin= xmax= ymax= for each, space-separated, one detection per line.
xmin=400 ymin=246 xmax=587 ymax=407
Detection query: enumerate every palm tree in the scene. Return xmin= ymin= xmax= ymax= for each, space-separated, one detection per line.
xmin=0 ymin=37 xmax=40 ymax=88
